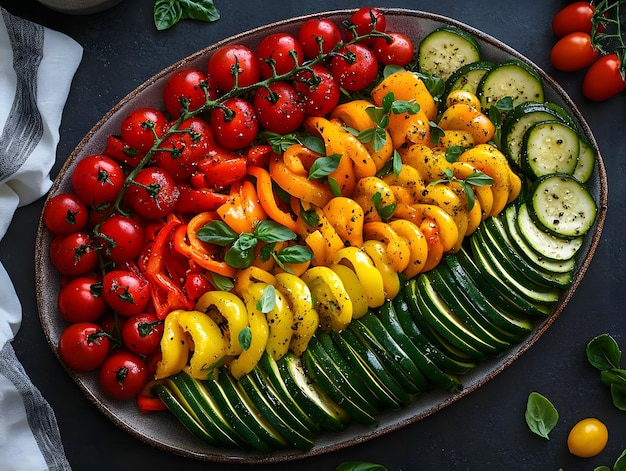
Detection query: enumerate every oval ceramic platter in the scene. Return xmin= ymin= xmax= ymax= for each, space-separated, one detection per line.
xmin=35 ymin=8 xmax=607 ymax=464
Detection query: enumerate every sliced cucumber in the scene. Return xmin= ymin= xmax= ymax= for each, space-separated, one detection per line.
xmin=418 ymin=26 xmax=481 ymax=81
xmin=528 ymin=174 xmax=597 ymax=238
xmin=520 ymin=121 xmax=580 ymax=179
xmin=445 ymin=60 xmax=494 ymax=96
xmin=477 ymin=60 xmax=544 ymax=110
xmin=573 ymin=138 xmax=596 ymax=183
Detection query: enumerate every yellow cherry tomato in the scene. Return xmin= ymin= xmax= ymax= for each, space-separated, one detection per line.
xmin=567 ymin=418 xmax=609 ymax=458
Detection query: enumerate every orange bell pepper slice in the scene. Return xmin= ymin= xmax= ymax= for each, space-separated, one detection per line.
xmin=217 ymin=179 xmax=266 ymax=234
xmin=247 ymin=165 xmax=298 ymax=232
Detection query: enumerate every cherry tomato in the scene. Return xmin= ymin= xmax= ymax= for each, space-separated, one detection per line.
xmin=120 ymin=107 xmax=167 ymax=152
xmin=209 ymin=97 xmax=259 ymax=150
xmin=124 ymin=167 xmax=180 ymax=219
xmin=58 ymin=322 xmax=110 ymax=372
xmin=293 ymin=64 xmax=341 ymax=116
xmin=101 ymin=269 xmax=151 ymax=317
xmin=57 ymin=276 xmax=107 ymax=323
xmin=121 ymin=313 xmax=164 ymax=356
xmin=43 ymin=193 xmax=89 ymax=235
xmin=183 ymin=272 xmax=213 ymax=300
xmin=207 ymin=44 xmax=261 ymax=92
xmin=550 ymin=32 xmax=599 ymax=71
xmin=49 ymin=232 xmax=99 ymax=277
xmin=98 ymin=351 xmax=148 ymax=400
xmin=347 ymin=7 xmax=387 ymax=43
xmin=153 ymin=117 xmax=215 ymax=181
xmin=567 ymin=418 xmax=609 ymax=458
xmin=197 ymin=154 xmax=248 ymax=190
xmin=96 ymin=214 xmax=145 ymax=264
xmin=372 ymin=31 xmax=415 ymax=67
xmin=298 ymin=17 xmax=342 ymax=59
xmin=70 ymin=154 xmax=125 ymax=207
xmin=98 ymin=311 xmax=126 ymax=344
xmin=256 ymin=33 xmax=304 ymax=79
xmin=163 ymin=67 xmax=215 ymax=118
xmin=253 ymin=81 xmax=306 ymax=134
xmin=583 ymin=53 xmax=626 ymax=101
xmin=552 ymin=1 xmax=596 ymax=37
xmin=330 ymin=43 xmax=379 ymax=91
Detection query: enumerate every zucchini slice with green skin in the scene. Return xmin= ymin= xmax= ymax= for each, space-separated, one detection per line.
xmin=516 ymin=202 xmax=584 ymax=260
xmin=477 ymin=60 xmax=544 ymax=110
xmin=528 ymin=173 xmax=598 ymax=238
xmin=445 ymin=60 xmax=494 ymax=96
xmin=573 ymin=138 xmax=596 ymax=183
xmin=501 ymin=101 xmax=572 ymax=167
xmin=418 ymin=26 xmax=481 ymax=82
xmin=520 ymin=121 xmax=580 ymax=179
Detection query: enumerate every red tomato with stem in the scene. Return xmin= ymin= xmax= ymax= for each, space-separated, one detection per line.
xmin=253 ymin=81 xmax=306 ymax=134
xmin=124 ymin=167 xmax=180 ymax=219
xmin=120 ymin=107 xmax=167 ymax=152
xmin=121 ymin=313 xmax=164 ymax=356
xmin=550 ymin=32 xmax=599 ymax=71
xmin=583 ymin=53 xmax=626 ymax=101
xmin=347 ymin=7 xmax=387 ymax=43
xmin=209 ymin=97 xmax=259 ymax=150
xmin=96 ymin=214 xmax=145 ymax=264
xmin=101 ymin=269 xmax=151 ymax=317
xmin=293 ymin=64 xmax=341 ymax=116
xmin=298 ymin=17 xmax=342 ymax=59
xmin=71 ymin=154 xmax=125 ymax=207
xmin=330 ymin=43 xmax=379 ymax=91
xmin=58 ymin=322 xmax=110 ymax=372
xmin=552 ymin=1 xmax=596 ymax=37
xmin=257 ymin=33 xmax=304 ymax=78
xmin=49 ymin=231 xmax=99 ymax=277
xmin=98 ymin=351 xmax=147 ymax=400
xmin=207 ymin=44 xmax=261 ymax=92
xmin=57 ymin=276 xmax=107 ymax=323
xmin=372 ymin=31 xmax=415 ymax=67
xmin=43 ymin=193 xmax=89 ymax=235
xmin=163 ymin=68 xmax=215 ymax=118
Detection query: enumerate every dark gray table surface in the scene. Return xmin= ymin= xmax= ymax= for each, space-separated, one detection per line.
xmin=0 ymin=0 xmax=625 ymax=470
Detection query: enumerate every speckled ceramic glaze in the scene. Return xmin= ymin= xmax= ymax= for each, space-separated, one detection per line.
xmin=36 ymin=0 xmax=123 ymax=14
xmin=35 ymin=8 xmax=607 ymax=464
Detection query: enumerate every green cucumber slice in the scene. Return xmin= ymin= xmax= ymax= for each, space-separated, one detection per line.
xmin=521 ymin=121 xmax=580 ymax=179
xmin=418 ymin=26 xmax=481 ymax=81
xmin=477 ymin=60 xmax=544 ymax=110
xmin=445 ymin=60 xmax=494 ymax=96
xmin=573 ymin=138 xmax=596 ymax=183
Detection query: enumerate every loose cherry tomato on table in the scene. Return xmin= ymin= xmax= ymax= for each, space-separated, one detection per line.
xmin=293 ymin=64 xmax=341 ymax=116
xmin=209 ymin=97 xmax=259 ymax=150
xmin=256 ymin=33 xmax=304 ymax=78
xmin=346 ymin=6 xmax=387 ymax=43
xmin=567 ymin=417 xmax=609 ymax=458
xmin=550 ymin=32 xmax=599 ymax=71
xmin=120 ymin=107 xmax=167 ymax=152
xmin=583 ymin=53 xmax=626 ymax=101
xmin=253 ymin=81 xmax=306 ymax=134
xmin=330 ymin=43 xmax=379 ymax=91
xmin=70 ymin=154 xmax=125 ymax=207
xmin=58 ymin=322 xmax=110 ymax=372
xmin=101 ymin=269 xmax=151 ymax=317
xmin=297 ymin=17 xmax=342 ymax=59
xmin=121 ymin=313 xmax=164 ymax=356
xmin=207 ymin=44 xmax=261 ymax=92
xmin=372 ymin=31 xmax=415 ymax=67
xmin=95 ymin=214 xmax=145 ymax=264
xmin=99 ymin=351 xmax=148 ymax=400
xmin=57 ymin=276 xmax=107 ymax=323
xmin=43 ymin=193 xmax=89 ymax=235
xmin=49 ymin=231 xmax=99 ymax=277
xmin=163 ymin=67 xmax=215 ymax=118
xmin=552 ymin=1 xmax=596 ymax=37
xmin=124 ymin=166 xmax=180 ymax=219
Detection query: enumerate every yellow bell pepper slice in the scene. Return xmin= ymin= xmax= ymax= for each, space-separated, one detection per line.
xmin=386 ymin=108 xmax=431 ymax=149
xmin=445 ymin=89 xmax=482 ymax=111
xmin=438 ymin=103 xmax=495 ymax=145
xmin=371 ymin=70 xmax=438 ymax=122
xmin=329 ymin=263 xmax=369 ymax=320
xmin=401 ymin=144 xmax=451 ymax=183
xmin=450 ymin=161 xmax=494 ymax=220
xmin=301 ymin=266 xmax=353 ymax=332
xmin=507 ymin=169 xmax=522 ymax=204
xmin=155 ymin=310 xmax=190 ymax=380
xmin=418 ymin=182 xmax=468 ymax=252
xmin=351 ymin=176 xmax=396 ymax=223
xmin=332 ymin=246 xmax=386 ymax=308
xmin=388 ymin=219 xmax=429 ymax=278
xmin=194 ymin=290 xmax=249 ymax=357
xmin=274 ymin=273 xmax=319 ymax=356
xmin=176 ymin=309 xmax=227 ymax=380
xmin=234 ymin=265 xmax=276 ymax=296
xmin=363 ymin=221 xmax=411 ymax=273
xmin=261 ymin=285 xmax=293 ymax=361
xmin=382 ymin=163 xmax=426 ymax=204
xmin=435 ymin=129 xmax=476 ymax=151
xmin=394 ymin=203 xmax=459 ymax=253
xmin=362 ymin=240 xmax=401 ymax=300
xmin=323 ymin=196 xmax=365 ymax=248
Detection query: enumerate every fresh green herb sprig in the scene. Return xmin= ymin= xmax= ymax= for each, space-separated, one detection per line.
xmin=587 ymin=333 xmax=626 ymax=410
xmin=591 ymin=0 xmax=626 ymax=77
xmin=430 ymin=166 xmax=495 ymax=212
xmin=154 ymin=0 xmax=220 ymax=31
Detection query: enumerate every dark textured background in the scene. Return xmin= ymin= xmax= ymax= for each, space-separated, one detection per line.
xmin=0 ymin=0 xmax=624 ymax=469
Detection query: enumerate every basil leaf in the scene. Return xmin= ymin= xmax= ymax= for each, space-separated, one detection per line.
xmin=336 ymin=462 xmax=388 ymax=471
xmin=601 ymin=368 xmax=626 ymax=387
xmin=259 ymin=242 xmax=274 ymax=262
xmin=613 ymin=448 xmax=626 ymax=471
xmin=611 ymin=384 xmax=626 ymax=411
xmin=594 ymin=467 xmax=611 ymax=471
xmin=210 ymin=272 xmax=234 ymax=291
xmin=587 ymin=334 xmax=622 ymax=371
xmin=197 ymin=220 xmax=238 ymax=246
xmin=392 ymin=150 xmax=402 ymax=176
xmin=382 ymin=64 xmax=403 ymax=78
xmin=224 ymin=234 xmax=257 ymax=269
xmin=381 ymin=92 xmax=395 ymax=112
xmin=275 ymin=245 xmax=314 ymax=264
xmin=525 ymin=392 xmax=559 ymax=439
xmin=178 ymin=0 xmax=220 ymax=22
xmin=301 ymin=135 xmax=326 ymax=156
xmin=365 ymin=106 xmax=386 ymax=125
xmin=308 ymin=154 xmax=341 ymax=180
xmin=299 ymin=205 xmax=320 ymax=227
xmin=260 ymin=131 xmax=299 ymax=153
xmin=444 ymin=145 xmax=462 ymax=163
xmin=238 ymin=326 xmax=252 ymax=351
xmin=328 ymin=177 xmax=341 ymax=197
xmin=357 ymin=127 xmax=377 ymax=144
xmin=154 ymin=0 xmax=182 ymax=31
xmin=256 ymin=285 xmax=276 ymax=313
xmin=390 ymin=100 xmax=420 ymax=115
xmin=255 ymin=220 xmax=297 ymax=243
xmin=465 ymin=170 xmax=495 ymax=187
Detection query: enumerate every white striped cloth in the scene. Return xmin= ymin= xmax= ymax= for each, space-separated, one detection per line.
xmin=0 ymin=7 xmax=82 ymax=470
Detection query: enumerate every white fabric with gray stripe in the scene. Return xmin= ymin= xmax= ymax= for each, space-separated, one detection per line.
xmin=0 ymin=7 xmax=82 ymax=470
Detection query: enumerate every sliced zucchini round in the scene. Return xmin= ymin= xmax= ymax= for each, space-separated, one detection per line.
xmin=418 ymin=26 xmax=481 ymax=82
xmin=572 ymin=138 xmax=596 ymax=183
xmin=444 ymin=60 xmax=494 ymax=96
xmin=520 ymin=120 xmax=580 ymax=179
xmin=477 ymin=60 xmax=544 ymax=110
xmin=528 ymin=173 xmax=597 ymax=238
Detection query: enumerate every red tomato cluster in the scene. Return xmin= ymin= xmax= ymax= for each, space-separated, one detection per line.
xmin=43 ymin=7 xmax=412 ymax=408
xmin=550 ymin=1 xmax=626 ymax=101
